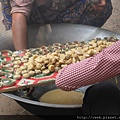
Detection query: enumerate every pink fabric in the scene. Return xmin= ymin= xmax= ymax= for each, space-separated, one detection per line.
xmin=10 ymin=0 xmax=34 ymax=17
xmin=55 ymin=40 xmax=120 ymax=91
xmin=10 ymin=0 xmax=48 ymax=17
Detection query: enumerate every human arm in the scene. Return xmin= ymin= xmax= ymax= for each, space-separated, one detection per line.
xmin=12 ymin=13 xmax=28 ymax=50
xmin=10 ymin=0 xmax=34 ymax=50
xmin=55 ymin=40 xmax=120 ymax=91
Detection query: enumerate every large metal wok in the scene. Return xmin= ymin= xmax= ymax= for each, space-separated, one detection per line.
xmin=1 ymin=24 xmax=120 ymax=116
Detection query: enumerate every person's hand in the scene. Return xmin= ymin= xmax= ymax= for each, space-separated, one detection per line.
xmin=1 ymin=16 xmax=5 ymax=25
xmin=92 ymin=0 xmax=107 ymax=11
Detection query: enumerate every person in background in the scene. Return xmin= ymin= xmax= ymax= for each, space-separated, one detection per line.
xmin=1 ymin=0 xmax=112 ymax=50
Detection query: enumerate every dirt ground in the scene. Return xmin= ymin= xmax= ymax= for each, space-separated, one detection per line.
xmin=102 ymin=0 xmax=120 ymax=34
xmin=0 ymin=0 xmax=120 ymax=116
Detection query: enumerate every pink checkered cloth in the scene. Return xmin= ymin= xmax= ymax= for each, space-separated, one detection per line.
xmin=55 ymin=40 xmax=120 ymax=91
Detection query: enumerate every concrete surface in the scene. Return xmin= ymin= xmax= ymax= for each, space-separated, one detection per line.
xmin=102 ymin=0 xmax=120 ymax=34
xmin=0 ymin=0 xmax=120 ymax=117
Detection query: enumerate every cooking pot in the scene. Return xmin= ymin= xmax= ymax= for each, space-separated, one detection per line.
xmin=1 ymin=23 xmax=120 ymax=116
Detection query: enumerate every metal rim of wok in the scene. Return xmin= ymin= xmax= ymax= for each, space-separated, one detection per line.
xmin=2 ymin=92 xmax=82 ymax=108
